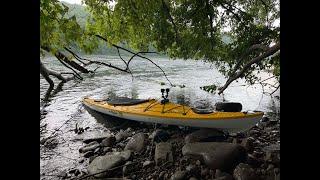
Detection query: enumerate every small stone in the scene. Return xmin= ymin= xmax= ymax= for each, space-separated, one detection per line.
xmin=215 ymin=169 xmax=233 ymax=180
xmin=267 ymin=164 xmax=274 ymax=171
xmin=265 ymin=151 xmax=280 ymax=164
xmin=232 ymin=138 xmax=240 ymax=144
xmin=241 ymin=137 xmax=255 ymax=152
xmin=125 ymin=132 xmax=146 ymax=152
xmin=261 ymin=117 xmax=269 ymax=122
xmin=83 ymin=151 xmax=94 ymax=158
xmin=101 ymin=136 xmax=116 ymax=147
xmin=155 ymin=142 xmax=173 ymax=165
xmin=79 ymin=141 xmax=100 ymax=153
xmin=196 ymin=160 xmax=201 ymax=166
xmin=189 ymin=177 xmax=198 ymax=180
xmin=171 ymin=170 xmax=187 ymax=180
xmin=186 ymin=164 xmax=196 ymax=172
xmin=115 ymin=129 xmax=132 ymax=142
xmin=58 ymin=171 xmax=68 ymax=179
xmin=78 ymin=158 xmax=84 ymax=163
xmin=201 ymin=168 xmax=209 ymax=177
xmin=233 ymin=163 xmax=257 ymax=180
xmin=159 ymin=171 xmax=166 ymax=179
xmin=103 ymin=147 xmax=111 ymax=153
xmin=143 ymin=160 xmax=154 ymax=168
xmin=123 ymin=161 xmax=135 ymax=175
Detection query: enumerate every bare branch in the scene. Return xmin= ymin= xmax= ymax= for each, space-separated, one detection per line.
xmin=95 ymin=35 xmax=173 ymax=86
xmin=218 ymin=42 xmax=280 ymax=94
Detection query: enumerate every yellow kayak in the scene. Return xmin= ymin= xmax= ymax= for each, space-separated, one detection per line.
xmin=83 ymin=97 xmax=263 ymax=132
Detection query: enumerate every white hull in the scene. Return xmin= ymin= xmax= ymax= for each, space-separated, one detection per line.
xmin=84 ymin=102 xmax=262 ymax=132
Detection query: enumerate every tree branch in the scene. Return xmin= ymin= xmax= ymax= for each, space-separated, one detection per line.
xmin=161 ymin=0 xmax=180 ymax=42
xmin=94 ymin=35 xmax=173 ymax=86
xmin=218 ymin=42 xmax=280 ymax=94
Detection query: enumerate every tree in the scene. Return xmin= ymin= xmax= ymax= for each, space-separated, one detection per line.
xmin=84 ymin=0 xmax=280 ymax=95
xmin=40 ymin=0 xmax=169 ymax=102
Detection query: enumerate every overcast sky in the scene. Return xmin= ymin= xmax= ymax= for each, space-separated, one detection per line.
xmin=60 ymin=0 xmax=82 ymax=4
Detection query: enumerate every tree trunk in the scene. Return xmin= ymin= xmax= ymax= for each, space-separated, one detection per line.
xmin=218 ymin=43 xmax=280 ymax=94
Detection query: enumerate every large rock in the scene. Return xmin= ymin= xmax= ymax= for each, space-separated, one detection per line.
xmin=79 ymin=141 xmax=100 ymax=153
xmin=83 ymin=132 xmax=111 ymax=144
xmin=182 ymin=142 xmax=247 ymax=171
xmin=185 ymin=128 xmax=226 ymax=143
xmin=233 ymin=163 xmax=257 ymax=180
xmin=155 ymin=142 xmax=173 ymax=165
xmin=124 ymin=132 xmax=146 ymax=152
xmin=88 ymin=150 xmax=131 ymax=178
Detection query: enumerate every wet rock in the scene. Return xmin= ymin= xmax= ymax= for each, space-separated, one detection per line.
xmin=123 ymin=161 xmax=135 ymax=175
xmin=150 ymin=129 xmax=170 ymax=143
xmin=186 ymin=164 xmax=196 ymax=172
xmin=101 ymin=136 xmax=116 ymax=147
xmin=103 ymin=147 xmax=112 ymax=153
xmin=79 ymin=141 xmax=100 ymax=153
xmin=233 ymin=163 xmax=257 ymax=180
xmin=189 ymin=177 xmax=198 ymax=180
xmin=155 ymin=142 xmax=173 ymax=165
xmin=215 ymin=169 xmax=233 ymax=180
xmin=171 ymin=170 xmax=187 ymax=180
xmin=78 ymin=158 xmax=84 ymax=163
xmin=58 ymin=171 xmax=68 ymax=179
xmin=241 ymin=137 xmax=255 ymax=152
xmin=88 ymin=150 xmax=131 ymax=178
xmin=143 ymin=160 xmax=154 ymax=168
xmin=83 ymin=132 xmax=111 ymax=143
xmin=125 ymin=132 xmax=146 ymax=152
xmin=89 ymin=155 xmax=98 ymax=163
xmin=201 ymin=168 xmax=209 ymax=177
xmin=83 ymin=151 xmax=95 ymax=158
xmin=185 ymin=128 xmax=226 ymax=143
xmin=182 ymin=142 xmax=247 ymax=171
xmin=261 ymin=117 xmax=269 ymax=122
xmin=159 ymin=171 xmax=166 ymax=179
xmin=196 ymin=160 xmax=201 ymax=166
xmin=249 ymin=129 xmax=261 ymax=137
xmin=115 ymin=129 xmax=132 ymax=142
xmin=265 ymin=151 xmax=280 ymax=164
xmin=44 ymin=138 xmax=59 ymax=149
xmin=112 ymin=150 xmax=132 ymax=161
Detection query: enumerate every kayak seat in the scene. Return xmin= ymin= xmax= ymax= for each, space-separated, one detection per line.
xmin=107 ymin=97 xmax=150 ymax=106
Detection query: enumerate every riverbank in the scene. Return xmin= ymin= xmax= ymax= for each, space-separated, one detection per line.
xmin=40 ymin=110 xmax=280 ymax=180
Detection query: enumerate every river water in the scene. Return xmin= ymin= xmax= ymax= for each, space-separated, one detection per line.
xmin=40 ymin=55 xmax=279 ymax=178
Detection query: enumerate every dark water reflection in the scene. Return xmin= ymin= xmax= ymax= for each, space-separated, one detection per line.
xmin=40 ymin=55 xmax=279 ymax=178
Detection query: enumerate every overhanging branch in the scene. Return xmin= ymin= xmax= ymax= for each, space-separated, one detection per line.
xmin=218 ymin=42 xmax=280 ymax=94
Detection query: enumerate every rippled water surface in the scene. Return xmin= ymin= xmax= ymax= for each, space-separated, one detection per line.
xmin=40 ymin=55 xmax=279 ymax=178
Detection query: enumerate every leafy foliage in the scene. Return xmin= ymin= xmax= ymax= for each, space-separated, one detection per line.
xmin=83 ymin=0 xmax=280 ymax=86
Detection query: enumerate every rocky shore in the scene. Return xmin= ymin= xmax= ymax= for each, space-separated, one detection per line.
xmin=41 ymin=113 xmax=279 ymax=180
